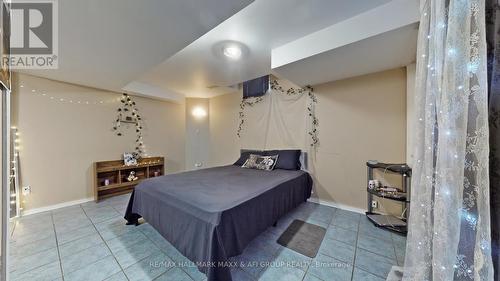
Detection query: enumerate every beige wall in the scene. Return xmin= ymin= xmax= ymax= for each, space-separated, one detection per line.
xmin=13 ymin=68 xmax=407 ymax=213
xmin=185 ymin=98 xmax=210 ymax=170
xmin=208 ymin=92 xmax=241 ymax=167
xmin=208 ymin=68 xmax=407 ymax=213
xmin=313 ymin=68 xmax=407 ymax=212
xmin=11 ymin=74 xmax=186 ymax=211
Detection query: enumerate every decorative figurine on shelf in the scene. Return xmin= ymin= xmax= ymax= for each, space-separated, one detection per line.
xmin=127 ymin=171 xmax=139 ymax=182
xmin=368 ymin=180 xmax=376 ymax=190
xmin=104 ymin=179 xmax=110 ymax=186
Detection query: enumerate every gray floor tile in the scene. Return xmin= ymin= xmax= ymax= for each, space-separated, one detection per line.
xmin=319 ymin=238 xmax=355 ymax=263
xmin=54 ymin=217 xmax=92 ymax=234
xmin=10 ymin=235 xmax=56 ymax=259
xmin=155 ymin=267 xmax=193 ymax=281
xmin=58 ymin=233 xmax=104 ymax=258
xmin=9 ymin=200 xmax=400 ymax=281
xmin=304 ymin=217 xmax=329 ymax=228
xmin=354 ymin=248 xmax=396 ymax=278
xmin=358 ymin=218 xmax=392 ymax=241
xmin=272 ymin=247 xmax=311 ymax=271
xmin=357 ymin=234 xmax=396 ymax=260
xmin=302 ymin=272 xmax=323 ymax=281
xmin=12 ymin=221 xmax=54 ymax=238
xmin=352 ymin=267 xmax=386 ymax=281
xmin=11 ymin=226 xmax=55 ymax=245
xmin=230 ymin=268 xmax=255 ymax=281
xmin=324 ymin=225 xmax=357 ymax=245
xmin=85 ymin=206 xmax=121 ymax=224
xmin=331 ymin=215 xmax=360 ymax=232
xmin=233 ymin=244 xmax=276 ymax=277
xmin=123 ymin=251 xmax=172 ymax=281
xmin=182 ymin=264 xmax=206 ymax=281
xmin=246 ymin=235 xmax=282 ymax=256
xmin=104 ymin=270 xmax=128 ymax=281
xmin=64 ymin=256 xmax=121 ymax=281
xmin=10 ymin=260 xmax=62 ymax=281
xmin=112 ymin=239 xmax=161 ymax=268
xmin=334 ymin=209 xmax=361 ymax=220
xmin=10 ymin=247 xmax=59 ymax=275
xmin=61 ymin=243 xmax=111 ymax=274
xmin=391 ymin=233 xmax=407 ymax=248
xmin=395 ymin=244 xmax=406 ymax=266
xmin=96 ymin=218 xmax=139 ymax=241
xmin=56 ymin=224 xmax=97 ymax=245
xmin=106 ymin=230 xmax=147 ymax=252
xmin=52 ymin=205 xmax=83 ymax=215
xmin=307 ymin=254 xmax=352 ymax=281
xmin=259 ymin=265 xmax=305 ymax=281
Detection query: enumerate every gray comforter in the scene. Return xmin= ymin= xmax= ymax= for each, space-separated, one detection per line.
xmin=125 ymin=165 xmax=312 ymax=281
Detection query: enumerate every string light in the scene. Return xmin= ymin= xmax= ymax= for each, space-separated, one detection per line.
xmin=23 ymin=85 xmax=119 ymax=106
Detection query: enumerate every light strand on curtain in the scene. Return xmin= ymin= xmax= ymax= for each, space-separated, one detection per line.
xmin=403 ymin=0 xmax=493 ymax=280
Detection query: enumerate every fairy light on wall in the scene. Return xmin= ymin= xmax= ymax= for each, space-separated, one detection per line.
xmin=10 ymin=127 xmax=21 ymax=217
xmin=22 ymin=83 xmax=121 ymax=106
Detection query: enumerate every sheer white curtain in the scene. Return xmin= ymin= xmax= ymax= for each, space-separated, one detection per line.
xmin=403 ymin=0 xmax=493 ymax=280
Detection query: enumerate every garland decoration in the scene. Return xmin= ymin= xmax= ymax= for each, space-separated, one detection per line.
xmin=237 ymin=80 xmax=319 ymax=147
xmin=237 ymin=96 xmax=264 ymax=137
xmin=112 ymin=93 xmax=145 ymax=156
xmin=270 ymin=80 xmax=318 ymax=147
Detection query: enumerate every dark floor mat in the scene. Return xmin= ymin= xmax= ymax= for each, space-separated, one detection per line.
xmin=277 ymin=219 xmax=326 ymax=258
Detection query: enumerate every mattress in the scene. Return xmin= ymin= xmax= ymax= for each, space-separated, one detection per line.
xmin=124 ymin=165 xmax=312 ymax=281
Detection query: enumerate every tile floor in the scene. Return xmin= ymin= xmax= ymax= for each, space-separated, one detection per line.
xmin=9 ymin=193 xmax=405 ymax=281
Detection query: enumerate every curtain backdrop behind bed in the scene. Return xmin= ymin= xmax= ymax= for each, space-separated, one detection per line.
xmin=239 ymin=83 xmax=310 ymax=151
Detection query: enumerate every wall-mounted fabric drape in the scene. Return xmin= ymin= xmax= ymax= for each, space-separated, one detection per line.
xmin=486 ymin=0 xmax=500 ymax=279
xmin=239 ymin=88 xmax=310 ymax=150
xmin=403 ymin=0 xmax=494 ymax=280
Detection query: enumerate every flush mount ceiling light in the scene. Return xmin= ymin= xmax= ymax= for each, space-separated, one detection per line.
xmin=212 ymin=41 xmax=249 ymax=61
xmin=223 ymin=46 xmax=242 ymax=60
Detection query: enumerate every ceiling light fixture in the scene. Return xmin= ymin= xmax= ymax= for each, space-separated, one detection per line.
xmin=223 ymin=46 xmax=242 ymax=60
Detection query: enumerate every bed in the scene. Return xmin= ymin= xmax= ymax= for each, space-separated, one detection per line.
xmin=124 ymin=163 xmax=312 ymax=281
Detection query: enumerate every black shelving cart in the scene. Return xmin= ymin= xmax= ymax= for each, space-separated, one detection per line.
xmin=366 ymin=161 xmax=411 ymax=235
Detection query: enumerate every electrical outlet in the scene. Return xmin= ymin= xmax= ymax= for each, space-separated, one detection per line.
xmin=22 ymin=185 xmax=31 ymax=196
xmin=371 ymin=200 xmax=378 ymax=208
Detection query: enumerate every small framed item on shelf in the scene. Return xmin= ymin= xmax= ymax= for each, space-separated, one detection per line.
xmin=123 ymin=152 xmax=137 ymax=166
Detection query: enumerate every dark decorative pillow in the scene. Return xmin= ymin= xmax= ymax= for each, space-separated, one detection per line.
xmin=234 ymin=150 xmax=264 ymax=166
xmin=242 ymin=154 xmax=279 ymax=171
xmin=265 ymin=150 xmax=301 ymax=170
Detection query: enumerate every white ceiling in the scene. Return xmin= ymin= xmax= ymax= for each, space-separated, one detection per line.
xmin=134 ymin=0 xmax=392 ymax=98
xmin=19 ymin=0 xmax=254 ymax=92
xmin=272 ymin=0 xmax=419 ymax=86
xmin=273 ymin=23 xmax=418 ymax=87
xmin=18 ymin=0 xmax=420 ymax=101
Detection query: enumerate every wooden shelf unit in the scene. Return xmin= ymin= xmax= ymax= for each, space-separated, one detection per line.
xmin=93 ymin=156 xmax=164 ymax=201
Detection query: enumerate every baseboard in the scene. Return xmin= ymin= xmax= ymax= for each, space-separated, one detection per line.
xmin=307 ymin=197 xmax=366 ymax=215
xmin=21 ymin=197 xmax=94 ymax=217
xmin=21 ymin=196 xmax=364 ymax=217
